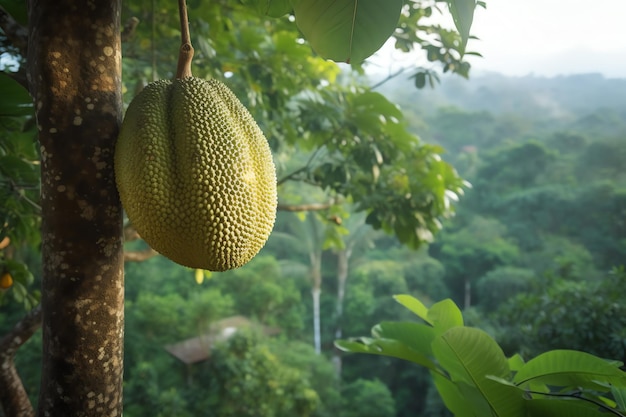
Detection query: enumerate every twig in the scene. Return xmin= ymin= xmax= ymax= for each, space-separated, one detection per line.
xmin=175 ymin=0 xmax=194 ymax=79
xmin=527 ymin=390 xmax=626 ymax=416
xmin=277 ymin=147 xmax=324 ymax=185
xmin=121 ymin=17 xmax=140 ymax=42
xmin=124 ymin=248 xmax=159 ymax=262
xmin=368 ymin=67 xmax=409 ymax=91
xmin=0 ymin=304 xmax=42 ymax=363
xmin=0 ymin=304 xmax=42 ymax=417
xmin=278 ymin=202 xmax=334 ymax=212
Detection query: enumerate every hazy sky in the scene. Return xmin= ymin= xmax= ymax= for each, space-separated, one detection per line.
xmin=468 ymin=0 xmax=626 ymax=77
xmin=370 ymin=1 xmax=626 ymax=79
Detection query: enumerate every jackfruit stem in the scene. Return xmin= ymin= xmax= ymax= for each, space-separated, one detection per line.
xmin=176 ymin=0 xmax=194 ymax=79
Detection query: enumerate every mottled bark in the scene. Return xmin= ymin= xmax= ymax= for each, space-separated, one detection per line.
xmin=27 ymin=1 xmax=124 ymax=416
xmin=0 ymin=305 xmax=42 ymax=417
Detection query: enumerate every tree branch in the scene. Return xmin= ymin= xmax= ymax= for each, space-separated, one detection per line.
xmin=123 ymin=224 xmax=159 ymax=262
xmin=368 ymin=67 xmax=409 ymax=91
xmin=124 ymin=248 xmax=158 ymax=262
xmin=277 ymin=147 xmax=324 ymax=185
xmin=121 ymin=17 xmax=139 ymax=42
xmin=527 ymin=390 xmax=626 ymax=417
xmin=0 ymin=304 xmax=42 ymax=417
xmin=0 ymin=5 xmax=28 ymax=57
xmin=278 ymin=202 xmax=334 ymax=212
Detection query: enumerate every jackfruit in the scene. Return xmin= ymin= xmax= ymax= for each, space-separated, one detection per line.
xmin=115 ymin=77 xmax=277 ymax=271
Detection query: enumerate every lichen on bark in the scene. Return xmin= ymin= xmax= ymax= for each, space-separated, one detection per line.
xmin=27 ymin=1 xmax=125 ymax=416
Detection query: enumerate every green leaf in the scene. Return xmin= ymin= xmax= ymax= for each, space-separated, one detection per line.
xmin=372 ymin=321 xmax=437 ymax=357
xmin=525 ymin=397 xmax=615 ymax=417
xmin=393 ymin=294 xmax=432 ymax=324
xmin=0 ymin=0 xmax=28 ymax=25
xmin=446 ymin=0 xmax=476 ymax=52
xmin=291 ymin=0 xmax=404 ymax=63
xmin=241 ymin=0 xmax=292 ymax=17
xmin=431 ymin=373 xmax=476 ymax=417
xmin=432 ymin=327 xmax=525 ymax=416
xmin=513 ymin=350 xmax=626 ymax=390
xmin=508 ymin=354 xmax=525 ymax=373
xmin=428 ymin=299 xmax=463 ymax=332
xmin=266 ymin=0 xmax=292 ymax=17
xmin=612 ymin=386 xmax=626 ymax=411
xmin=334 ymin=337 xmax=439 ymax=371
xmin=0 ymin=73 xmax=33 ymax=117
xmin=0 ymin=155 xmax=38 ymax=184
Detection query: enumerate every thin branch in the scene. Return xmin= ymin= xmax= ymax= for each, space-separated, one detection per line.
xmin=0 ymin=304 xmax=42 ymax=360
xmin=277 ymin=147 xmax=324 ymax=185
xmin=278 ymin=202 xmax=334 ymax=212
xmin=277 ymin=166 xmax=308 ymax=186
xmin=0 ymin=5 xmax=28 ymax=57
xmin=527 ymin=390 xmax=626 ymax=417
xmin=124 ymin=248 xmax=158 ymax=262
xmin=175 ymin=0 xmax=194 ymax=79
xmin=122 ymin=224 xmax=160 ymax=262
xmin=0 ymin=305 xmax=42 ymax=417
xmin=121 ymin=16 xmax=140 ymax=42
xmin=368 ymin=67 xmax=409 ymax=91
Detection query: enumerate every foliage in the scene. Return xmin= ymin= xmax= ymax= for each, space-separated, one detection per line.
xmin=337 ymin=294 xmax=626 ymax=417
xmin=0 ymin=73 xmax=39 ymax=309
xmin=196 ymin=330 xmax=320 ymax=417
xmin=495 ymin=267 xmax=626 ymax=362
xmin=340 ymin=378 xmax=396 ymax=417
xmin=474 ymin=267 xmax=534 ymax=313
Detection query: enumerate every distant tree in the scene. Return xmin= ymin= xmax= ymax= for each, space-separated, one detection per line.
xmin=198 ymin=331 xmax=319 ymax=417
xmin=475 ymin=266 xmax=534 ymax=312
xmin=430 ymin=216 xmax=519 ymax=309
xmin=340 ymin=378 xmax=396 ymax=417
xmin=496 ymin=267 xmax=626 ymax=362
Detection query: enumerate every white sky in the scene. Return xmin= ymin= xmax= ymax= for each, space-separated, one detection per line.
xmin=469 ymin=0 xmax=626 ymax=77
xmin=370 ymin=0 xmax=626 ymax=78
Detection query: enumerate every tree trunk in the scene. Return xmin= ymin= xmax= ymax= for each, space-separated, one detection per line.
xmin=27 ymin=1 xmax=124 ymax=416
xmin=312 ymin=286 xmax=321 ymax=354
xmin=464 ymin=276 xmax=471 ymax=310
xmin=332 ymin=247 xmax=351 ymax=376
xmin=311 ymin=249 xmax=322 ymax=355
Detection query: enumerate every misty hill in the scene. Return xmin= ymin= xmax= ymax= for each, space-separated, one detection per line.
xmin=377 ymin=71 xmax=626 ymax=122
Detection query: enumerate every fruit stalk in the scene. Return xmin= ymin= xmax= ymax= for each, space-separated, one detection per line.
xmin=176 ymin=0 xmax=194 ymax=79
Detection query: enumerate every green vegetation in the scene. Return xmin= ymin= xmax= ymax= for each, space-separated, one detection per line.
xmin=1 ymin=0 xmax=626 ymax=416
xmin=338 ymin=294 xmax=626 ymax=417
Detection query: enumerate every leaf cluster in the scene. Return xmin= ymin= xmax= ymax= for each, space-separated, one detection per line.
xmin=0 ymin=73 xmax=39 ymax=309
xmin=337 ymin=294 xmax=626 ymax=417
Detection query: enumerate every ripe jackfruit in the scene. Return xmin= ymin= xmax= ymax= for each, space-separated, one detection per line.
xmin=115 ymin=77 xmax=277 ymax=271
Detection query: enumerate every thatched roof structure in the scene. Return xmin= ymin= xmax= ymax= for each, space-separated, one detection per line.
xmin=164 ymin=316 xmax=280 ymax=364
